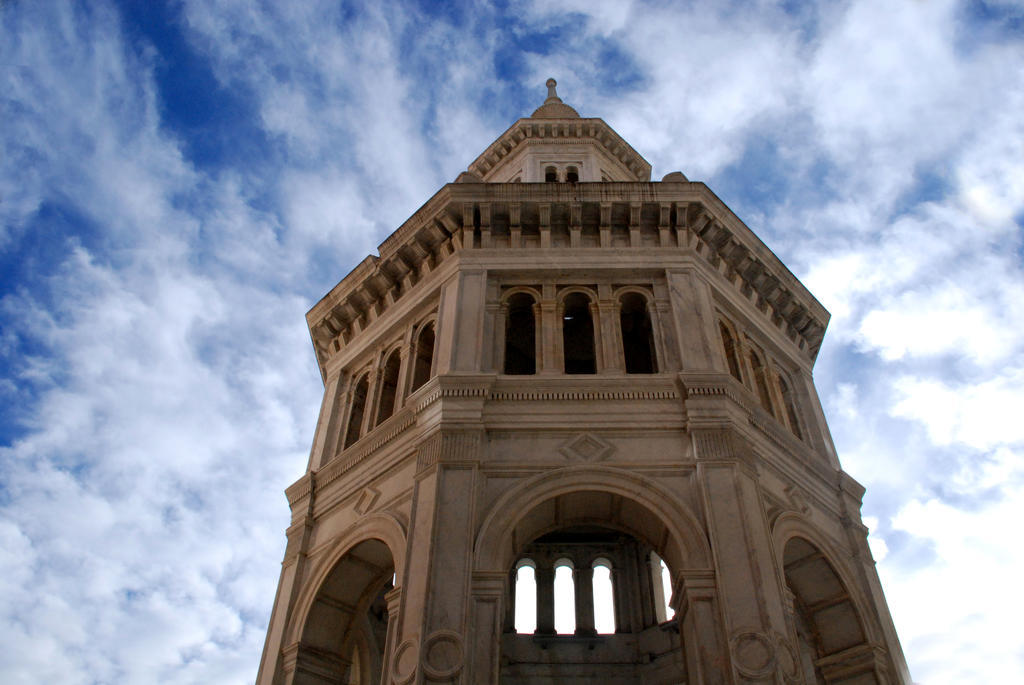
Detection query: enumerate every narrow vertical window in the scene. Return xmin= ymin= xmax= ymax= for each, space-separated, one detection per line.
xmin=503 ymin=293 xmax=536 ymax=375
xmin=566 ymin=166 xmax=579 ymax=183
xmin=343 ymin=374 xmax=369 ymax=449
xmin=410 ymin=322 xmax=435 ymax=393
xmin=720 ymin=322 xmax=743 ymax=382
xmin=778 ymin=373 xmax=803 ymax=440
xmin=514 ymin=560 xmax=537 ymax=634
xmin=562 ymin=292 xmax=596 ymax=374
xmin=375 ymin=350 xmax=401 ymax=425
xmin=545 ymin=166 xmax=558 ymax=183
xmin=749 ymin=350 xmax=774 ymax=415
xmin=553 ymin=560 xmax=576 ymax=634
xmin=659 ymin=558 xmax=675 ymax=620
xmin=592 ymin=560 xmax=615 ymax=634
xmin=620 ymin=293 xmax=657 ymax=373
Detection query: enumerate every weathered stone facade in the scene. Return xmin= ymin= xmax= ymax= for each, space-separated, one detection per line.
xmin=256 ymin=81 xmax=911 ymax=684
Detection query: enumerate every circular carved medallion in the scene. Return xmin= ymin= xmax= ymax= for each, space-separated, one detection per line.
xmin=422 ymin=630 xmax=464 ymax=679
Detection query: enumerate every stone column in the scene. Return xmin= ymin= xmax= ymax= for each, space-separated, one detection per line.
xmin=676 ymin=570 xmax=733 ymax=685
xmin=435 ymin=268 xmax=486 ymax=374
xmin=307 ymin=372 xmax=346 ymax=471
xmin=693 ymin=428 xmax=796 ymax=683
xmin=467 ymin=571 xmax=506 ymax=684
xmin=535 ymin=563 xmax=556 ymax=635
xmin=540 ymin=286 xmax=560 ymax=374
xmin=387 ymin=431 xmax=482 ymax=685
xmin=573 ymin=565 xmax=596 ymax=636
xmin=665 ymin=268 xmax=719 ymax=371
xmin=256 ymin=476 xmax=315 ymax=685
xmin=597 ymin=284 xmax=623 ymax=374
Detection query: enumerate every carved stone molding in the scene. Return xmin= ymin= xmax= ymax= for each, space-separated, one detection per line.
xmin=559 ymin=432 xmax=615 ymax=462
xmin=421 ymin=630 xmax=465 ymax=680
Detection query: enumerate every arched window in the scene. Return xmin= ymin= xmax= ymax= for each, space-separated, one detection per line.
xmin=748 ymin=349 xmax=774 ymax=415
xmin=620 ymin=292 xmax=657 ymax=373
xmin=553 ymin=559 xmax=576 ymax=634
xmin=545 ymin=166 xmax=558 ymax=183
xmin=719 ymin=321 xmax=743 ymax=382
xmin=566 ymin=166 xmax=579 ymax=183
xmin=514 ymin=560 xmax=537 ymax=634
xmin=562 ymin=292 xmax=596 ymax=374
xmin=375 ymin=350 xmax=401 ymax=425
xmin=343 ymin=373 xmax=369 ymax=449
xmin=504 ymin=292 xmax=536 ymax=375
xmin=592 ymin=559 xmax=615 ymax=634
xmin=410 ymin=322 xmax=435 ymax=393
xmin=777 ymin=372 xmax=803 ymax=440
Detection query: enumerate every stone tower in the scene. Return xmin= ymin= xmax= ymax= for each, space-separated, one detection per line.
xmin=256 ymin=80 xmax=910 ymax=684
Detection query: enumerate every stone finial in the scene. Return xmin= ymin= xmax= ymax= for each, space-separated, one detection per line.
xmin=545 ymin=78 xmax=562 ymax=104
xmin=530 ymin=78 xmax=580 ymax=118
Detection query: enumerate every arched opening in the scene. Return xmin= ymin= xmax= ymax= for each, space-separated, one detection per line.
xmin=748 ymin=349 xmax=774 ymax=415
xmin=343 ymin=374 xmax=369 ymax=450
xmin=553 ymin=559 xmax=576 ymax=634
xmin=619 ymin=292 xmax=657 ymax=373
xmin=410 ymin=322 xmax=435 ymax=393
xmin=783 ymin=537 xmax=874 ymax=684
xmin=513 ymin=560 xmax=537 ymax=634
xmin=719 ymin=321 xmax=743 ymax=382
xmin=294 ymin=539 xmax=396 ymax=685
xmin=592 ymin=559 xmax=615 ymax=634
xmin=545 ymin=166 xmax=558 ymax=183
xmin=504 ymin=293 xmax=537 ymax=375
xmin=778 ymin=372 xmax=803 ymax=440
xmin=375 ymin=350 xmax=401 ymax=425
xmin=496 ymin=487 xmax=694 ymax=684
xmin=565 ymin=166 xmax=579 ymax=183
xmin=562 ymin=292 xmax=596 ymax=374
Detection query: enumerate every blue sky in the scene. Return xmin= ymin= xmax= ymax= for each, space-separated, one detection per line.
xmin=2 ymin=1 xmax=1022 ymax=682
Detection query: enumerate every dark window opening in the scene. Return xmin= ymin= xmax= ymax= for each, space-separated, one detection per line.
xmin=778 ymin=374 xmax=803 ymax=440
xmin=566 ymin=166 xmax=579 ymax=183
xmin=375 ymin=350 xmax=401 ymax=425
xmin=410 ymin=323 xmax=435 ymax=392
xmin=504 ymin=293 xmax=537 ymax=375
xmin=545 ymin=166 xmax=558 ymax=183
xmin=720 ymin=322 xmax=743 ymax=382
xmin=343 ymin=374 xmax=369 ymax=449
xmin=620 ymin=293 xmax=657 ymax=373
xmin=562 ymin=293 xmax=596 ymax=374
xmin=749 ymin=350 xmax=774 ymax=415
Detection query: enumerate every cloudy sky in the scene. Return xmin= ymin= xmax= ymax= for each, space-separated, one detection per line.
xmin=1 ymin=1 xmax=1022 ymax=682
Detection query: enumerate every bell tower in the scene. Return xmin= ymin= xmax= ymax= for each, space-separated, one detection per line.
xmin=257 ymin=80 xmax=910 ymax=684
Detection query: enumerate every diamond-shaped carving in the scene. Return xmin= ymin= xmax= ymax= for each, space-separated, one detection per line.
xmin=559 ymin=433 xmax=614 ymax=462
xmin=354 ymin=486 xmax=381 ymax=515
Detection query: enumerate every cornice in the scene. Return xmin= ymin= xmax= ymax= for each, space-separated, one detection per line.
xmin=306 ymin=182 xmax=830 ymax=380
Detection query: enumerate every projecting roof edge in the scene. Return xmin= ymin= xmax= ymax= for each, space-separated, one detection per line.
xmin=306 ymin=181 xmax=830 ymax=379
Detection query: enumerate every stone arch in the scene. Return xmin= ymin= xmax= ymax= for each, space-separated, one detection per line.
xmin=289 ymin=513 xmax=407 ymax=645
xmin=772 ymin=514 xmax=881 ymax=683
xmin=475 ymin=465 xmax=711 ymax=576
